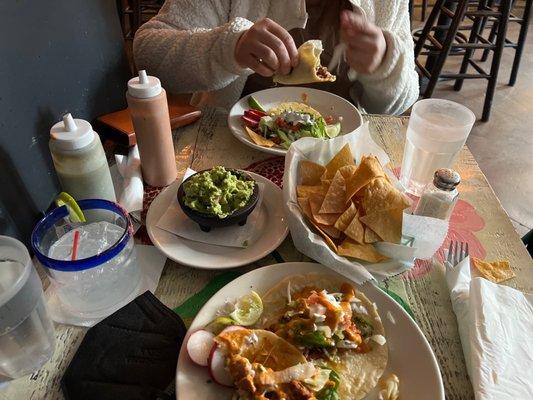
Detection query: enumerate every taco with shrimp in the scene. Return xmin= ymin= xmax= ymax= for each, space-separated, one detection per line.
xmin=214 ymin=328 xmax=341 ymax=399
xmin=259 ymin=273 xmax=388 ymax=400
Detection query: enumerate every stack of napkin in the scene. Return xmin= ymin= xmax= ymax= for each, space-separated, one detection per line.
xmin=445 ymin=257 xmax=533 ymax=399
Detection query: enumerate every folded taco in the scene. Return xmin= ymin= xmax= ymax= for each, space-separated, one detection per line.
xmin=215 ymin=328 xmax=340 ymax=399
xmin=274 ymin=40 xmax=336 ymax=85
xmin=259 ymin=273 xmax=388 ymax=400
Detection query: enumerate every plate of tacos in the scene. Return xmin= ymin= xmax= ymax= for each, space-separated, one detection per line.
xmin=228 ymin=87 xmax=363 ymax=156
xmin=176 ymin=262 xmax=444 ymax=400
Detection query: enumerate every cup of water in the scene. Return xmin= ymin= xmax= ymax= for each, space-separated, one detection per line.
xmin=31 ymin=199 xmax=141 ymax=319
xmin=400 ymin=99 xmax=475 ymax=196
xmin=0 ymin=236 xmax=56 ymax=379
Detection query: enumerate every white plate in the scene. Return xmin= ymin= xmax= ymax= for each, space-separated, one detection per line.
xmin=146 ymin=172 xmax=288 ymax=269
xmin=176 ymin=262 xmax=445 ymax=400
xmin=228 ymin=87 xmax=363 ymax=156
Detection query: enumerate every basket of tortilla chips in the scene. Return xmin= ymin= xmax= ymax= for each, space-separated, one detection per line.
xmin=283 ymin=123 xmax=449 ymax=283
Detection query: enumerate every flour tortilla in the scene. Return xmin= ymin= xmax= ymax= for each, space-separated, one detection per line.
xmin=260 ymin=273 xmax=388 ymax=400
xmin=214 ymin=328 xmax=306 ymax=370
xmin=273 ymin=40 xmax=336 ymax=85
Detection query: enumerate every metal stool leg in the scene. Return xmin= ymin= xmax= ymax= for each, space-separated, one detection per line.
xmin=425 ymin=0 xmax=471 ymax=98
xmin=509 ymin=0 xmax=533 ymax=85
xmin=454 ymin=1 xmax=488 ymax=91
xmin=482 ymin=0 xmax=512 ymax=121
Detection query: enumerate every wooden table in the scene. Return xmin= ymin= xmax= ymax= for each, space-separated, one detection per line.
xmin=2 ymin=109 xmax=531 ymax=400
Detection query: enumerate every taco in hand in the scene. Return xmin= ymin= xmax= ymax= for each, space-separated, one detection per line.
xmin=259 ymin=274 xmax=388 ymax=400
xmin=274 ymin=40 xmax=336 ymax=85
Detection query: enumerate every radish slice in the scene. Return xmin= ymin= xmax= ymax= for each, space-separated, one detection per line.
xmin=186 ymin=330 xmax=215 ymax=366
xmin=208 ymin=345 xmax=234 ymax=387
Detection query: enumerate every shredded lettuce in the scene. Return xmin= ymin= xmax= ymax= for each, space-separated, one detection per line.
xmin=316 ymin=369 xmax=341 ymax=400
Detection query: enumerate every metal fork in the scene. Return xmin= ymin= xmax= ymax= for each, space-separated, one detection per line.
xmin=446 ymin=240 xmax=469 ymax=267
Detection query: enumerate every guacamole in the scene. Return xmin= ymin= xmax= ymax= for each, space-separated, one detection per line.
xmin=183 ymin=166 xmax=255 ymax=218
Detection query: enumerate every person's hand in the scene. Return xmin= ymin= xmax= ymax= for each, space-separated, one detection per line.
xmin=340 ymin=10 xmax=387 ymax=74
xmin=235 ymin=18 xmax=298 ymax=77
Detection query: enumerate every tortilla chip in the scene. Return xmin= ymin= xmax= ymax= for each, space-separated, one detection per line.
xmin=297 ymin=185 xmax=326 ymax=198
xmin=324 ymin=144 xmax=355 ymax=179
xmin=319 ymin=171 xmax=346 ymax=214
xmin=299 ymin=160 xmax=326 ymax=185
xmin=339 ymin=165 xmax=358 ymax=181
xmin=344 ymin=212 xmax=365 ymax=244
xmin=317 ymin=223 xmax=341 ymax=239
xmin=364 ymin=226 xmax=381 ymax=243
xmin=308 ymin=194 xmax=340 ymax=226
xmin=345 ymin=156 xmax=385 ymax=203
xmin=334 ymin=202 xmax=358 ymax=231
xmin=361 ymin=177 xmax=410 ymax=215
xmin=309 ymin=220 xmax=338 ymax=251
xmin=472 ymin=257 xmax=516 ymax=283
xmin=337 ymin=239 xmax=387 ymax=263
xmin=244 ymin=126 xmax=276 ymax=147
xmin=297 ymin=197 xmax=312 ymax=218
xmin=360 ymin=207 xmax=404 ymax=244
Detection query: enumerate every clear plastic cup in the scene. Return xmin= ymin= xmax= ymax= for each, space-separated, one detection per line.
xmin=400 ymin=99 xmax=475 ymax=196
xmin=31 ymin=199 xmax=141 ymax=319
xmin=0 ymin=236 xmax=56 ymax=379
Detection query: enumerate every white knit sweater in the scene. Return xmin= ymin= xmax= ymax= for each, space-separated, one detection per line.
xmin=133 ymin=0 xmax=419 ymax=115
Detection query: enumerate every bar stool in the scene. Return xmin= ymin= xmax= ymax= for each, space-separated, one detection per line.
xmin=414 ymin=0 xmax=513 ymax=121
xmin=478 ymin=0 xmax=532 ymax=86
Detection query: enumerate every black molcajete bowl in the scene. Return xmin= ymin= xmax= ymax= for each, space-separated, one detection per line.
xmin=177 ymin=169 xmax=259 ymax=232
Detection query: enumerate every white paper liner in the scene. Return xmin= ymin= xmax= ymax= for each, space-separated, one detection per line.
xmin=283 ymin=122 xmax=448 ymax=283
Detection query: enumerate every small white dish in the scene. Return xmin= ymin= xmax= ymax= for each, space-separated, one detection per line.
xmin=146 ymin=172 xmax=288 ymax=269
xmin=228 ymin=87 xmax=363 ymax=156
xmin=176 ymin=262 xmax=445 ymax=400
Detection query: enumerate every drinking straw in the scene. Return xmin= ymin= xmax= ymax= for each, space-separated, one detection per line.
xmin=71 ymin=230 xmax=80 ymax=261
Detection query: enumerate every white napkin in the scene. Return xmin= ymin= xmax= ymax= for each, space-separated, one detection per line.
xmin=446 ymin=257 xmax=533 ymax=399
xmin=283 ymin=122 xmax=449 ymax=284
xmin=156 ymin=168 xmax=265 ymax=249
xmin=114 ymin=145 xmax=144 ymax=213
xmin=44 ymin=244 xmax=167 ymax=327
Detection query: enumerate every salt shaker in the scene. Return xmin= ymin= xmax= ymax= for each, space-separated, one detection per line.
xmin=414 ymin=168 xmax=461 ymax=220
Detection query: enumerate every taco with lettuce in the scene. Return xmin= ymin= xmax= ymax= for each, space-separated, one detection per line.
xmin=273 ymin=40 xmax=336 ymax=85
xmin=259 ymin=273 xmax=388 ymax=400
xmin=242 ymin=101 xmax=341 ymax=149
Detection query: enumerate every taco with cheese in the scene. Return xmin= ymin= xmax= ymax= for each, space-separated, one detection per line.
xmin=273 ymin=40 xmax=336 ymax=85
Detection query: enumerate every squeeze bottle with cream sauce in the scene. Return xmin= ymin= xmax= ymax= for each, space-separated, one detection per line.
xmin=126 ymin=70 xmax=177 ymax=187
xmin=49 ymin=114 xmax=116 ymax=201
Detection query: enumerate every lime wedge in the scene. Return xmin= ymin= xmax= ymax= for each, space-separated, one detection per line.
xmin=205 ymin=316 xmax=235 ymax=334
xmin=248 ymin=96 xmax=266 ymax=112
xmin=230 ymin=291 xmax=263 ymax=326
xmin=325 ymin=123 xmax=341 ymax=138
xmin=56 ymin=192 xmax=86 ymax=222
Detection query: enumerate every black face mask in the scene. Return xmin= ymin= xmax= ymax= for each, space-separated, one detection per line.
xmin=62 ymin=291 xmax=186 ymax=400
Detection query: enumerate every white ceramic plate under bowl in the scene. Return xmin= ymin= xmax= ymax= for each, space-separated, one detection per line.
xmin=146 ymin=172 xmax=288 ymax=269
xmin=176 ymin=262 xmax=445 ymax=400
xmin=228 ymin=87 xmax=363 ymax=156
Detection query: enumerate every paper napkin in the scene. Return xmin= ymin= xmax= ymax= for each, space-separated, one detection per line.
xmin=446 ymin=257 xmax=533 ymax=399
xmin=114 ymin=145 xmax=144 ymax=213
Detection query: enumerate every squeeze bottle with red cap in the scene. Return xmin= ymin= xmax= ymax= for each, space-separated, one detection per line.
xmin=126 ymin=70 xmax=177 ymax=187
xmin=49 ymin=113 xmax=116 ymax=201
